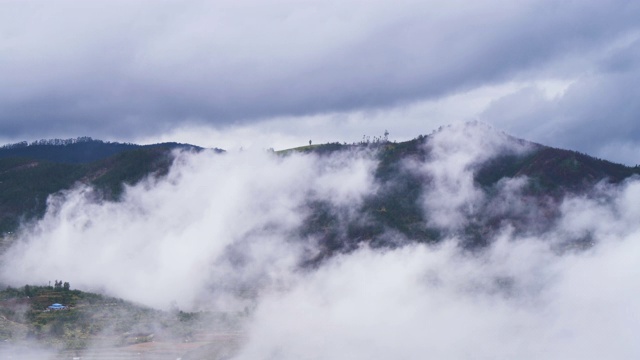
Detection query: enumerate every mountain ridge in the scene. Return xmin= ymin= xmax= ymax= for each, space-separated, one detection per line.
xmin=0 ymin=140 xmax=212 ymax=235
xmin=0 ymin=125 xmax=638 ymax=251
xmin=0 ymin=137 xmax=208 ymax=164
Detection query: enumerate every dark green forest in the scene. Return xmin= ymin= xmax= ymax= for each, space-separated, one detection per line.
xmin=0 ymin=139 xmax=206 ymax=234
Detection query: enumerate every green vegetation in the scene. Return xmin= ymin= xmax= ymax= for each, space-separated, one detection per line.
xmin=0 ymin=138 xmax=140 ymax=164
xmin=0 ymin=140 xmax=205 ymax=234
xmin=476 ymin=146 xmax=640 ymax=194
xmin=0 ymin=158 xmax=88 ymax=232
xmin=0 ymin=284 xmax=242 ymax=351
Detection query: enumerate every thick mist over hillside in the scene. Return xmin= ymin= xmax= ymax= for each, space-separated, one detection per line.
xmin=1 ymin=124 xmax=639 ymax=358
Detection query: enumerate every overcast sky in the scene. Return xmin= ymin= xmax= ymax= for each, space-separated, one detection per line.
xmin=1 ymin=0 xmax=640 ymax=164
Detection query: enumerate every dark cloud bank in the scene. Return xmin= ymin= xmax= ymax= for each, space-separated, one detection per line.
xmin=2 ymin=0 xmax=640 ymax=164
xmin=1 ymin=123 xmax=639 ymax=358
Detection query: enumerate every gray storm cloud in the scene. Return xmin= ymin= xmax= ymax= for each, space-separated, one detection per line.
xmin=1 ymin=125 xmax=639 ymax=358
xmin=2 ymin=0 xmax=640 ymax=157
xmin=480 ymin=36 xmax=640 ymax=165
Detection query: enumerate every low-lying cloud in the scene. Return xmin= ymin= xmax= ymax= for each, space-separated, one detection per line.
xmin=0 ymin=148 xmax=378 ymax=310
xmin=235 ymin=218 xmax=640 ymax=359
xmin=1 ymin=125 xmax=639 ymax=358
xmin=408 ymin=123 xmax=533 ymax=231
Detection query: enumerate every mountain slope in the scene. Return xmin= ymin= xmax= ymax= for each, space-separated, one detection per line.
xmin=0 ymin=137 xmax=204 ymax=164
xmin=0 ymin=126 xmax=638 ymax=250
xmin=0 ymin=125 xmax=637 ymax=359
xmin=0 ymin=140 xmax=206 ymax=234
xmin=294 ymin=125 xmax=640 ymax=257
xmin=0 ymin=284 xmax=241 ymax=357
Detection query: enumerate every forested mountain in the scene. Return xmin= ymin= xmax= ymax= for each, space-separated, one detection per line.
xmin=1 ymin=124 xmax=640 ymax=358
xmin=0 ymin=137 xmax=203 ymax=164
xmin=0 ymin=128 xmax=638 ymax=248
xmin=285 ymin=125 xmax=640 ymax=258
xmin=0 ymin=139 xmax=206 ymax=234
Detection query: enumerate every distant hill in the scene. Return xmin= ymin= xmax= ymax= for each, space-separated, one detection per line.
xmin=0 ymin=284 xmax=241 ymax=357
xmin=0 ymin=139 xmax=213 ymax=234
xmin=0 ymin=137 xmax=203 ymax=164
